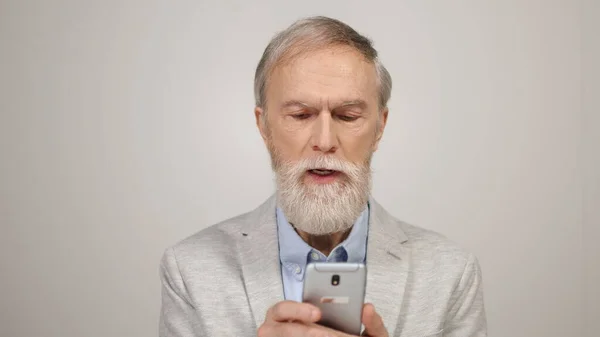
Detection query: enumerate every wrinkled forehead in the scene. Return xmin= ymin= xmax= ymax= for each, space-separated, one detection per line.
xmin=266 ymin=46 xmax=379 ymax=109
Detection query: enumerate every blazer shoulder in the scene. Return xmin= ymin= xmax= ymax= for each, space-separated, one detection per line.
xmin=371 ymin=199 xmax=475 ymax=264
xmin=161 ymin=196 xmax=276 ymax=269
xmin=162 ymin=209 xmax=257 ymax=265
xmin=399 ymin=221 xmax=477 ymax=266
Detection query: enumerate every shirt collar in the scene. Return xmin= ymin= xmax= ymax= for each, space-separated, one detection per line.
xmin=276 ymin=204 xmax=370 ymax=277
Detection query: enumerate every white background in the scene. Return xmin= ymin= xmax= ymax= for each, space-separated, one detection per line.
xmin=1 ymin=1 xmax=597 ymax=336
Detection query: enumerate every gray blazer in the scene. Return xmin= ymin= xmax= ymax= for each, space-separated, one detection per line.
xmin=159 ymin=196 xmax=487 ymax=337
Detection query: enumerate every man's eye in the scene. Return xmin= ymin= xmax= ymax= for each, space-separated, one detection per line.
xmin=337 ymin=115 xmax=359 ymax=122
xmin=292 ymin=114 xmax=311 ymax=120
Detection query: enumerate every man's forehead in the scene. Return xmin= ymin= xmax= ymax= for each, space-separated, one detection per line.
xmin=277 ymin=48 xmax=374 ymax=77
xmin=268 ymin=51 xmax=378 ymax=107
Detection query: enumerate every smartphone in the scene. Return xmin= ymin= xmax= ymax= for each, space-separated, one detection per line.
xmin=302 ymin=262 xmax=366 ymax=335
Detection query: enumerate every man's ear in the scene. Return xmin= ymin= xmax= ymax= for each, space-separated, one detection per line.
xmin=255 ymin=106 xmax=268 ymax=143
xmin=373 ymin=108 xmax=388 ymax=152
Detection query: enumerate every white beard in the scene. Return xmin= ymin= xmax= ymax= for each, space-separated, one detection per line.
xmin=273 ymin=155 xmax=372 ymax=235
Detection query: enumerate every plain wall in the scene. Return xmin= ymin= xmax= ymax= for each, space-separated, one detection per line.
xmin=583 ymin=0 xmax=599 ymax=336
xmin=0 ymin=1 xmax=589 ymax=336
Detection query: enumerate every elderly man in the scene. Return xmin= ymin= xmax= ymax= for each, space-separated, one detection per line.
xmin=159 ymin=16 xmax=487 ymax=337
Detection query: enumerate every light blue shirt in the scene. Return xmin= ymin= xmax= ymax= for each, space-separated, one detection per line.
xmin=276 ymin=205 xmax=369 ymax=302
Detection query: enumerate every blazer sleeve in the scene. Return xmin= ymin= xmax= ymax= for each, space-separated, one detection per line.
xmin=443 ymin=253 xmax=488 ymax=336
xmin=159 ymin=247 xmax=203 ymax=337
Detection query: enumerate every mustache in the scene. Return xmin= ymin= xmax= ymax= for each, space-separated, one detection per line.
xmin=294 ymin=156 xmax=354 ymax=172
xmin=278 ymin=156 xmax=369 ymax=183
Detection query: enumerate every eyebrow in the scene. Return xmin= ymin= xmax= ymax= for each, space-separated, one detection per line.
xmin=280 ymin=100 xmax=311 ymax=109
xmin=280 ymin=99 xmax=368 ymax=110
xmin=337 ymin=100 xmax=367 ymax=109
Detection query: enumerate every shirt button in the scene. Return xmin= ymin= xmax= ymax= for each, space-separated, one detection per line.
xmin=294 ymin=265 xmax=302 ymax=274
xmin=311 ymin=252 xmax=320 ymax=260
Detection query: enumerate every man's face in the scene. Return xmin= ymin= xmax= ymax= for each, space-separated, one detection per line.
xmin=256 ymin=45 xmax=388 ymax=234
xmin=259 ymin=46 xmax=385 ymax=175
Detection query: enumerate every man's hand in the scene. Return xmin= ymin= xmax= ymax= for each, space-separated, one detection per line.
xmin=257 ymin=300 xmax=325 ymax=337
xmin=257 ymin=301 xmax=388 ymax=337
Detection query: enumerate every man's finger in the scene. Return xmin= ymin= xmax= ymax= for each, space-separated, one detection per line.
xmin=266 ymin=301 xmax=321 ymax=323
xmin=276 ymin=321 xmax=334 ymax=337
xmin=361 ymin=303 xmax=388 ymax=337
xmin=309 ymin=322 xmax=354 ymax=337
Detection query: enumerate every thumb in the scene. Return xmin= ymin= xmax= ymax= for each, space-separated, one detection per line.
xmin=361 ymin=303 xmax=388 ymax=337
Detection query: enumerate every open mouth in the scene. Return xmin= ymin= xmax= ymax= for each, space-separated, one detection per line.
xmin=308 ymin=169 xmax=338 ymax=176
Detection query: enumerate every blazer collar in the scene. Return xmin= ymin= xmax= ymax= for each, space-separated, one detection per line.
xmin=364 ymin=197 xmax=410 ymax=336
xmin=237 ymin=196 xmax=283 ymax=329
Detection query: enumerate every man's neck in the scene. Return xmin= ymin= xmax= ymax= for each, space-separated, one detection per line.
xmin=294 ymin=227 xmax=352 ymax=256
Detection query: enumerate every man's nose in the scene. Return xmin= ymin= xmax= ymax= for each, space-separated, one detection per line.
xmin=311 ymin=112 xmax=338 ymax=153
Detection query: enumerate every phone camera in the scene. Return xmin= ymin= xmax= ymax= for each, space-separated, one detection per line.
xmin=331 ymin=274 xmax=340 ymax=286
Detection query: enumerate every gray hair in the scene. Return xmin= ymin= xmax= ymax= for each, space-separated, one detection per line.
xmin=254 ymin=16 xmax=392 ymax=111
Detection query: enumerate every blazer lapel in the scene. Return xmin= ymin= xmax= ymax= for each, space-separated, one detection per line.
xmin=237 ymin=196 xmax=285 ymax=329
xmin=364 ymin=199 xmax=410 ymax=337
